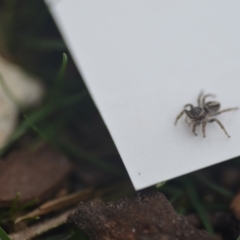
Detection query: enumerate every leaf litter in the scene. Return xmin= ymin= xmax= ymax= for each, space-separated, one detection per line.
xmin=68 ymin=191 xmax=218 ymax=240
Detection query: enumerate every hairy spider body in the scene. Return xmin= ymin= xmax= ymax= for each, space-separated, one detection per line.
xmin=187 ymin=107 xmax=206 ymax=121
xmin=175 ymin=92 xmax=238 ymax=138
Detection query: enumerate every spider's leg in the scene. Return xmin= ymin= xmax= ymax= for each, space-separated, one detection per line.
xmin=210 ymin=107 xmax=239 ymax=116
xmin=198 ymin=91 xmax=204 ymax=107
xmin=208 ymin=118 xmax=230 ymax=138
xmin=185 ymin=116 xmax=189 ymax=124
xmin=175 ymin=110 xmax=185 ymax=125
xmin=188 ymin=121 xmax=193 ymax=127
xmin=202 ymin=94 xmax=216 ymax=106
xmin=202 ymin=121 xmax=207 ymax=138
xmin=192 ymin=122 xmax=198 ymax=136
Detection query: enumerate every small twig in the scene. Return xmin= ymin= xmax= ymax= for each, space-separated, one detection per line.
xmin=10 ymin=208 xmax=74 ymax=240
xmin=15 ymin=188 xmax=93 ymax=223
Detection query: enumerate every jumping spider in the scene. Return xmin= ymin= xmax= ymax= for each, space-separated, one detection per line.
xmin=175 ymin=92 xmax=238 ymax=138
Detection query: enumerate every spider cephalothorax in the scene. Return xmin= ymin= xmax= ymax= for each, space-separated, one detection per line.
xmin=175 ymin=92 xmax=238 ymax=137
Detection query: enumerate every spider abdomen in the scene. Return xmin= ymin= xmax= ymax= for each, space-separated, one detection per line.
xmin=204 ymin=101 xmax=221 ymax=113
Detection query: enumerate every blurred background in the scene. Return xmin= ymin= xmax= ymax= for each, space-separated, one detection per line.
xmin=0 ymin=0 xmax=128 ymax=182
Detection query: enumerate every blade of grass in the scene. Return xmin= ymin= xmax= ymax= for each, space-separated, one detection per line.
xmin=22 ymin=38 xmax=66 ymax=51
xmin=0 ymin=227 xmax=11 ymax=240
xmin=159 ymin=185 xmax=183 ymax=204
xmin=195 ymin=174 xmax=234 ymax=199
xmin=0 ymin=195 xmax=38 ymax=225
xmin=9 ymin=193 xmax=20 ymax=213
xmin=0 ymin=91 xmax=86 ymax=156
xmin=55 ymin=53 xmax=67 ymax=83
xmin=55 ymin=141 xmax=124 ymax=175
xmin=2 ymin=0 xmax=18 ymax=49
xmin=0 ymin=52 xmax=75 ymax=156
xmin=170 ymin=191 xmax=183 ymax=204
xmin=0 ymin=53 xmax=67 ymax=111
xmin=24 ymin=115 xmax=124 ymax=175
xmin=204 ymin=203 xmax=229 ymax=211
xmin=183 ymin=177 xmax=215 ymax=235
xmin=49 ymin=53 xmax=68 ymax=102
xmin=236 ymin=235 xmax=240 ymax=240
xmin=160 ymin=184 xmax=183 ymax=195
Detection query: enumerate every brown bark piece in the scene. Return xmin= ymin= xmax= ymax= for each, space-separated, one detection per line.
xmin=68 ymin=191 xmax=218 ymax=240
xmin=0 ymin=145 xmax=73 ymax=207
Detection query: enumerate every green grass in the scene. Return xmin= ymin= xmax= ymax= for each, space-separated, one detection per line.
xmin=183 ymin=177 xmax=215 ymax=235
xmin=0 ymin=227 xmax=11 ymax=240
xmin=195 ymin=173 xmax=234 ymax=199
xmin=24 ymin=114 xmax=123 ymax=175
xmin=0 ymin=53 xmax=80 ymax=156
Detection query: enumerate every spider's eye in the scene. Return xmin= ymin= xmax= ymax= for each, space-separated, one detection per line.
xmin=205 ymin=101 xmax=220 ymax=112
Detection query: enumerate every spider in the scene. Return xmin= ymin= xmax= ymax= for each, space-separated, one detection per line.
xmin=175 ymin=92 xmax=238 ymax=138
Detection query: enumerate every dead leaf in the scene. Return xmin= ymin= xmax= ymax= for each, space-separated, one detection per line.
xmin=68 ymin=191 xmax=218 ymax=240
xmin=0 ymin=144 xmax=73 ymax=207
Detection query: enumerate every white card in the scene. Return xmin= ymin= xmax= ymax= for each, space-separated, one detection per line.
xmin=46 ymin=0 xmax=240 ymax=190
